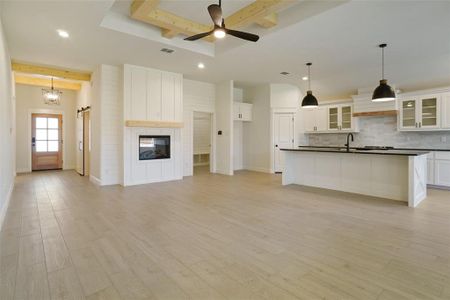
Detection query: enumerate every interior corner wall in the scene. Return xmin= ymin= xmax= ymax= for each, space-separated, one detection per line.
xmin=215 ymin=80 xmax=234 ymax=175
xmin=89 ymin=64 xmax=123 ymax=186
xmin=243 ymin=84 xmax=271 ymax=173
xmin=233 ymin=88 xmax=244 ymax=170
xmin=0 ymin=15 xmax=15 ymax=229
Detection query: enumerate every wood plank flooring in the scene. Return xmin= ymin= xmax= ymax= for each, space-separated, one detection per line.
xmin=1 ymin=168 xmax=450 ymax=299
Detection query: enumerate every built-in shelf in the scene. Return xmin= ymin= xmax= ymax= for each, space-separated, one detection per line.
xmin=125 ymin=120 xmax=184 ymax=128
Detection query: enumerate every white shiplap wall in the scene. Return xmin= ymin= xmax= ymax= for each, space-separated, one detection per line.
xmin=183 ymin=79 xmax=216 ymax=176
xmin=100 ymin=65 xmax=122 ymax=185
xmin=123 ymin=65 xmax=183 ymax=185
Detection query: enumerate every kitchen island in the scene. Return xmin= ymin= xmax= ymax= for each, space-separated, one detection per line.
xmin=281 ymin=147 xmax=429 ymax=207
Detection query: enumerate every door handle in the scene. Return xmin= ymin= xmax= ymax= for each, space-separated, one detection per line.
xmin=275 ymin=145 xmax=278 ymax=148
xmin=31 ymin=137 xmax=36 ymax=147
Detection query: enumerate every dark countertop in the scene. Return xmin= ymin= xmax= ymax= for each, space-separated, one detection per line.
xmin=299 ymin=145 xmax=450 ymax=152
xmin=281 ymin=147 xmax=429 ymax=156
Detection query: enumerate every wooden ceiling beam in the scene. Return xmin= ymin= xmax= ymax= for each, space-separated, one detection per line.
xmin=161 ymin=28 xmax=179 ymax=39
xmin=130 ymin=0 xmax=159 ymax=19
xmin=255 ymin=12 xmax=278 ymax=28
xmin=131 ymin=5 xmax=213 ymax=40
xmin=225 ymin=0 xmax=293 ymax=29
xmin=14 ymin=74 xmax=82 ymax=91
xmin=11 ymin=62 xmax=91 ymax=81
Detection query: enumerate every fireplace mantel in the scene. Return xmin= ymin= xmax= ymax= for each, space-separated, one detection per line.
xmin=125 ymin=120 xmax=183 ymax=128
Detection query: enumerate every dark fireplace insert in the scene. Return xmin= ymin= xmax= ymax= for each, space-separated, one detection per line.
xmin=139 ymin=135 xmax=170 ymax=160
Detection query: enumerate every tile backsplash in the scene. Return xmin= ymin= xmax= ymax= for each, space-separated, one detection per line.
xmin=306 ymin=116 xmax=450 ymax=149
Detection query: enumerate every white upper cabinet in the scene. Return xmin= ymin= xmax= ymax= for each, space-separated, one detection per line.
xmin=441 ymin=92 xmax=450 ymax=129
xmin=326 ymin=104 xmax=358 ymax=132
xmin=124 ymin=65 xmax=182 ymax=122
xmin=234 ymin=102 xmax=252 ymax=121
xmin=303 ymin=106 xmax=336 ymax=133
xmin=399 ymin=94 xmax=441 ymax=131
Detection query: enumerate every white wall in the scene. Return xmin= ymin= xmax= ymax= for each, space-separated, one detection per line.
xmin=233 ymin=88 xmax=243 ymax=170
xmin=0 ymin=15 xmax=15 ymax=229
xmin=89 ymin=65 xmax=122 ymax=186
xmin=215 ymin=80 xmax=234 ymax=175
xmin=183 ymin=79 xmax=215 ymax=176
xmin=243 ymin=85 xmax=271 ymax=173
xmin=75 ymin=81 xmax=91 ymax=174
xmin=15 ymin=84 xmax=77 ymax=172
xmin=193 ymin=112 xmax=211 ymax=154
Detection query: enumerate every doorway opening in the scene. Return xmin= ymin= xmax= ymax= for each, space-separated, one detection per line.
xmin=193 ymin=112 xmax=212 ymax=175
xmin=31 ymin=113 xmax=63 ymax=171
xmin=273 ymin=112 xmax=295 ymax=173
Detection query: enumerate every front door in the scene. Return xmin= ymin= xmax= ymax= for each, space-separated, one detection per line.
xmin=274 ymin=113 xmax=294 ymax=173
xmin=32 ymin=113 xmax=63 ymax=171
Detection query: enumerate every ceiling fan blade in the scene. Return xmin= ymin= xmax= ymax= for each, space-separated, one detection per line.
xmin=208 ymin=4 xmax=223 ymax=27
xmin=225 ymin=28 xmax=259 ymax=42
xmin=184 ymin=30 xmax=214 ymax=41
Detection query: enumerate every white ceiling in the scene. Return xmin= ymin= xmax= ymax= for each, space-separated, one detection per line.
xmin=1 ymin=0 xmax=450 ymax=100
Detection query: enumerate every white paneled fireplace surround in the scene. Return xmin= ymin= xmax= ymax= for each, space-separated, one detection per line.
xmin=122 ymin=64 xmax=184 ymax=186
xmin=123 ymin=127 xmax=182 ymax=186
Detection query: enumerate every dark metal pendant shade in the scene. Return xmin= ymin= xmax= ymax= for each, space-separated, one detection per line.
xmin=372 ymin=79 xmax=396 ymax=102
xmin=372 ymin=43 xmax=395 ymax=102
xmin=302 ymin=90 xmax=318 ymax=107
xmin=301 ymin=62 xmax=318 ymax=107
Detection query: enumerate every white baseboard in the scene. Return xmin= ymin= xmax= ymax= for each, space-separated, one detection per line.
xmin=0 ymin=181 xmax=15 ymax=231
xmin=16 ymin=167 xmax=31 ymax=173
xmin=242 ymin=165 xmax=272 ymax=173
xmin=63 ymin=165 xmax=76 ymax=170
xmin=89 ymin=175 xmax=102 ymax=186
xmin=215 ymin=169 xmax=233 ymax=176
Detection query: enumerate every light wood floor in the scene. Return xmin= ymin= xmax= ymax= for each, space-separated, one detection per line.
xmin=1 ymin=168 xmax=450 ymax=299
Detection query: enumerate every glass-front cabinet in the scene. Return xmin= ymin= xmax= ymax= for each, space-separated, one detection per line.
xmin=327 ymin=105 xmax=353 ymax=131
xmin=399 ymin=95 xmax=440 ymax=130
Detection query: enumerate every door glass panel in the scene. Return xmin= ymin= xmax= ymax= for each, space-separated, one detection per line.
xmin=329 ymin=107 xmax=338 ymax=129
xmin=48 ymin=141 xmax=59 ymax=152
xmin=36 ymin=117 xmax=47 ymax=128
xmin=402 ymin=100 xmax=416 ymax=127
xmin=48 ymin=129 xmax=58 ymax=140
xmin=421 ymin=98 xmax=437 ymax=127
xmin=36 ymin=129 xmax=47 ymax=140
xmin=341 ymin=106 xmax=351 ymax=129
xmin=36 ymin=141 xmax=47 ymax=152
xmin=48 ymin=118 xmax=59 ymax=129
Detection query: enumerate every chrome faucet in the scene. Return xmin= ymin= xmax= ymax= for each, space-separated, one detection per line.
xmin=345 ymin=133 xmax=354 ymax=152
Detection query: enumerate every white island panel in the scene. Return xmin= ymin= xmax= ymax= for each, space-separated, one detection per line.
xmin=282 ymin=151 xmax=427 ymax=207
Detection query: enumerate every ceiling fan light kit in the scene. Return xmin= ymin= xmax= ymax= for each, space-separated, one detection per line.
xmin=301 ymin=62 xmax=319 ymax=108
xmin=372 ymin=43 xmax=396 ymax=102
xmin=184 ymin=1 xmax=259 ymax=42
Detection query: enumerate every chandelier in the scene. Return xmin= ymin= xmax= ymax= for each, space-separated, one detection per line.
xmin=42 ymin=77 xmax=62 ymax=105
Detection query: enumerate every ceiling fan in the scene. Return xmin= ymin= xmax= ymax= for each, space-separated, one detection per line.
xmin=184 ymin=0 xmax=259 ymax=42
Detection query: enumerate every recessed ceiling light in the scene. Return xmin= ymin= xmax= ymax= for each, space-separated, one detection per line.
xmin=57 ymin=29 xmax=69 ymax=38
xmin=198 ymin=63 xmax=205 ymax=69
xmin=302 ymin=76 xmax=308 ymax=81
xmin=280 ymin=71 xmax=290 ymax=75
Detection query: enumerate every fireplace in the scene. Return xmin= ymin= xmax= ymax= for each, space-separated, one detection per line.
xmin=139 ymin=135 xmax=170 ymax=160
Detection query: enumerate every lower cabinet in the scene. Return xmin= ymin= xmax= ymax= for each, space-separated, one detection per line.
xmin=427 ymin=151 xmax=450 ymax=187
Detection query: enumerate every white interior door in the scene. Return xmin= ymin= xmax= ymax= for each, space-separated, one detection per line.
xmin=274 ymin=113 xmax=294 ymax=173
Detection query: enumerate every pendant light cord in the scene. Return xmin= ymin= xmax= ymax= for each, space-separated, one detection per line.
xmin=308 ymin=64 xmax=311 ymax=90
xmin=382 ymin=46 xmax=384 ymax=80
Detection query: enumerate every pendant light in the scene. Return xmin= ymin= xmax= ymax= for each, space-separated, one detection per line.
xmin=301 ymin=62 xmax=318 ymax=108
xmin=372 ymin=43 xmax=396 ymax=102
xmin=42 ymin=77 xmax=62 ymax=105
